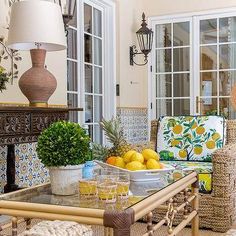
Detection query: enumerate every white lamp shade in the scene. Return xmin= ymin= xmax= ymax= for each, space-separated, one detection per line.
xmin=7 ymin=0 xmax=67 ymax=51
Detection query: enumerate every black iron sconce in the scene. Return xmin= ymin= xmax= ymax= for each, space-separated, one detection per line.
xmin=130 ymin=13 xmax=153 ymax=66
xmin=54 ymin=0 xmax=76 ymax=28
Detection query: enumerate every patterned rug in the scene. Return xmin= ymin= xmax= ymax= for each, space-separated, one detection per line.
xmin=0 ymin=218 xmax=234 ymax=236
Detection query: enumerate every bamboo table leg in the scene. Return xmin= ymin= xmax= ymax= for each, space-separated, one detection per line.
xmin=104 ymin=209 xmax=134 ymax=236
xmin=191 ymin=178 xmax=199 ymax=236
xmin=12 ymin=217 xmax=18 ymax=236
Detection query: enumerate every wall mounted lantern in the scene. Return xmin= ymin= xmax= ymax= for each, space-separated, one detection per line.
xmin=54 ymin=0 xmax=76 ymax=28
xmin=130 ymin=13 xmax=153 ymax=66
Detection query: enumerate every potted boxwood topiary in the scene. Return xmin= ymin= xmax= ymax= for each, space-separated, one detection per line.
xmin=36 ymin=121 xmax=91 ymax=195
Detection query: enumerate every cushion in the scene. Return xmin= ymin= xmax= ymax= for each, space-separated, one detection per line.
xmin=163 ymin=161 xmax=212 ymax=193
xmin=157 ymin=116 xmax=226 ymax=162
xmin=20 ymin=221 xmax=93 ymax=236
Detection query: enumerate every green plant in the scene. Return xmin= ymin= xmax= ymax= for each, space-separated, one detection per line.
xmin=0 ymin=66 xmax=10 ymax=92
xmin=37 ymin=121 xmax=91 ymax=167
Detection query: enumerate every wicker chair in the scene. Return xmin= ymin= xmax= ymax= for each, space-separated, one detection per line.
xmin=143 ymin=119 xmax=236 ymax=232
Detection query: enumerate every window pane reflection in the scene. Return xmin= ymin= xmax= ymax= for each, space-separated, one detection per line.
xmin=156 ymin=49 xmax=172 ymax=73
xmin=67 ymin=93 xmax=78 ymax=122
xmin=174 ymin=99 xmax=190 ymax=115
xmin=200 ymin=46 xmax=217 ymax=70
xmin=173 ymin=22 xmax=190 ymax=46
xmin=219 ymin=71 xmax=236 ymax=96
xmin=85 ymin=65 xmax=92 ymax=93
xmin=200 ymin=72 xmax=217 ymax=97
xmin=200 ymin=19 xmax=217 ymax=44
xmin=173 ymin=73 xmax=190 ymax=97
xmin=156 ymin=99 xmax=172 ymax=118
xmin=67 ymin=60 xmax=77 ymax=91
xmin=155 ymin=24 xmax=171 ymax=48
xmin=84 ymin=4 xmax=92 ymax=33
xmin=156 ymin=74 xmax=171 ymax=97
xmin=85 ymin=95 xmax=93 ymax=123
xmin=219 ymin=17 xmax=236 ymax=43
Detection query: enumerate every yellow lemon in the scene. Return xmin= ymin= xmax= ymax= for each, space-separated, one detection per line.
xmin=130 ymin=152 xmax=144 ymax=163
xmin=191 ymin=122 xmax=197 ymax=129
xmin=114 ymin=157 xmax=125 ymax=168
xmin=171 ymin=139 xmax=180 ymax=147
xmin=125 ymin=161 xmax=144 ymax=171
xmin=206 ymin=140 xmax=216 ymax=149
xmin=194 ymin=146 xmax=203 ymax=155
xmin=173 ymin=125 xmax=183 ymax=134
xmin=179 ymin=150 xmax=187 ymax=159
xmin=142 ymin=164 xmax=147 ymax=170
xmin=142 ymin=149 xmax=160 ymax=161
xmin=146 ymin=159 xmax=161 ymax=169
xmin=212 ymin=132 xmax=221 ymax=141
xmin=196 ymin=126 xmax=205 ymax=135
xmin=123 ymin=150 xmax=136 ymax=163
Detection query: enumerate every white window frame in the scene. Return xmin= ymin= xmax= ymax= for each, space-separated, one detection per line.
xmin=148 ymin=7 xmax=236 ymax=138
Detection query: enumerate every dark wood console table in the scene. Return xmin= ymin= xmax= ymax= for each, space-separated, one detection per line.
xmin=0 ymin=106 xmax=83 ymax=193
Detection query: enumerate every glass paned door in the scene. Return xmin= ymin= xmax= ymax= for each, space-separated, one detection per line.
xmin=154 ymin=19 xmax=192 ymax=118
xmin=151 ymin=12 xmax=236 ymax=120
xmin=83 ymin=2 xmax=104 ymax=143
xmin=198 ymin=15 xmax=236 ymax=119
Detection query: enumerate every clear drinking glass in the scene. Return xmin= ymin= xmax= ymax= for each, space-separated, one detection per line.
xmin=117 ymin=173 xmax=130 ymax=200
xmin=79 ymin=179 xmax=97 ymax=199
xmin=96 ymin=175 xmax=117 ymax=203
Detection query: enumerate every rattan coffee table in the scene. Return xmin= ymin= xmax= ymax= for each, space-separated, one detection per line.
xmin=0 ymin=171 xmax=199 ymax=236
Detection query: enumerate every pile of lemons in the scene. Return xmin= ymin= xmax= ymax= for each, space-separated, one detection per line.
xmin=106 ymin=149 xmax=164 ymax=171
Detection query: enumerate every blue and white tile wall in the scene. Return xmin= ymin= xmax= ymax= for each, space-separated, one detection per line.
xmin=117 ymin=107 xmax=148 ymax=144
xmin=0 ymin=143 xmax=49 ymax=193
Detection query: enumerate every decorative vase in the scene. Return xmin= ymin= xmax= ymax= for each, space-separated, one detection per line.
xmin=18 ymin=49 xmax=57 ymax=107
xmin=48 ymin=165 xmax=83 ymax=195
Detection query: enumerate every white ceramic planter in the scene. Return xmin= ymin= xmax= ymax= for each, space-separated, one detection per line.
xmin=48 ymin=165 xmax=83 ymax=195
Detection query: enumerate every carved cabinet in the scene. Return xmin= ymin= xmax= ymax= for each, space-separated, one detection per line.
xmin=0 ymin=106 xmax=82 ymax=193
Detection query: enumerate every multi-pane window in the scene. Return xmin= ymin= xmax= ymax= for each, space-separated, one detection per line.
xmin=67 ymin=3 xmax=78 ymax=122
xmin=66 ymin=1 xmax=105 ymax=144
xmin=154 ymin=20 xmax=191 ymax=118
xmin=84 ymin=3 xmax=104 ymax=143
xmin=151 ymin=12 xmax=236 ymax=120
xmin=199 ymin=16 xmax=236 ymax=119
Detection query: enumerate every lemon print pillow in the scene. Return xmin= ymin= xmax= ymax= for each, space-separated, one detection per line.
xmin=156 ymin=116 xmax=226 ymax=162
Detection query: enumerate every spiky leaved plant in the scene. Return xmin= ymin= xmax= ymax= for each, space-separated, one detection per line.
xmin=100 ymin=117 xmax=131 ymax=158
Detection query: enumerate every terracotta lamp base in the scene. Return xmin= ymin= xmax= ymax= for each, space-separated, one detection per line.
xmin=18 ymin=49 xmax=57 ymax=107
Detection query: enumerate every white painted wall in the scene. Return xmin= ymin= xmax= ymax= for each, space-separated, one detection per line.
xmin=144 ymin=0 xmax=236 ymax=16
xmin=116 ymin=0 xmax=148 ymax=108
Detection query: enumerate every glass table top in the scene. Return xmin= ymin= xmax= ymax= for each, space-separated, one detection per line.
xmin=3 ymin=170 xmax=192 ymax=211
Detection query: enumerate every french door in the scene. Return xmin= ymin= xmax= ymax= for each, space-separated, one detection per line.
xmin=150 ymin=11 xmax=236 ymax=120
xmin=67 ymin=0 xmax=116 ymax=144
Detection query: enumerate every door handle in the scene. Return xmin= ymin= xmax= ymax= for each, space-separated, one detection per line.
xmin=196 ymin=96 xmax=204 ymax=113
xmin=196 ymin=96 xmax=199 ymax=113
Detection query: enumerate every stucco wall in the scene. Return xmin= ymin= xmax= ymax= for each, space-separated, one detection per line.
xmin=144 ymin=0 xmax=236 ymax=16
xmin=116 ymin=0 xmax=148 ymax=108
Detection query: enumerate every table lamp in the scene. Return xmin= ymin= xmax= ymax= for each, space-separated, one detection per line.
xmin=7 ymin=0 xmax=66 ymax=107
